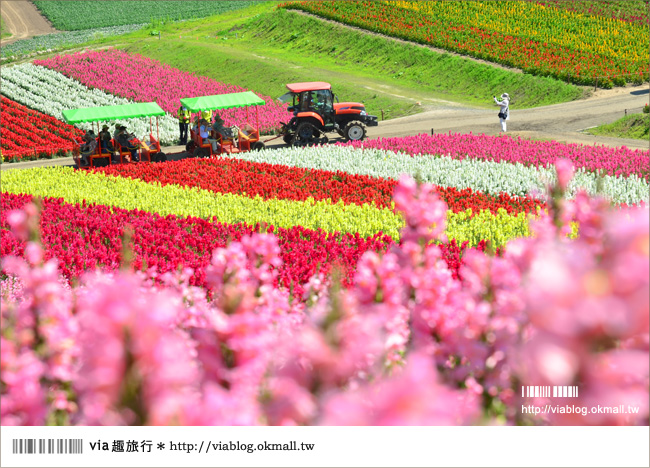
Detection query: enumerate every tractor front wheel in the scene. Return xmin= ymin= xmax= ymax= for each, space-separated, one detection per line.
xmin=343 ymin=121 xmax=367 ymax=142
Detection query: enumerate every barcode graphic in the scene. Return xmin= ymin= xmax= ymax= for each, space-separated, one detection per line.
xmin=521 ymin=386 xmax=579 ymax=398
xmin=12 ymin=439 xmax=83 ymax=454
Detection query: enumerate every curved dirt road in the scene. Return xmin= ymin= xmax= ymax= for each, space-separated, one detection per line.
xmin=0 ymin=0 xmax=54 ymax=45
xmin=368 ymin=84 xmax=650 ymax=150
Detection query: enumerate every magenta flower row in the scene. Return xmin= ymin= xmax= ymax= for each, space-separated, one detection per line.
xmin=339 ymin=133 xmax=650 ymax=181
xmin=35 ymin=49 xmax=290 ymax=133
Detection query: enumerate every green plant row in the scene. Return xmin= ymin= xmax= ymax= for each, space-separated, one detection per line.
xmin=1 ymin=24 xmax=146 ymax=60
xmin=1 ymin=167 xmax=536 ymax=247
xmin=32 ymin=1 xmax=255 ymax=31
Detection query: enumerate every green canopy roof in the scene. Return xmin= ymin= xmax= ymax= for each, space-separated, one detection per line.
xmin=62 ymin=102 xmax=165 ymax=124
xmin=180 ymin=91 xmax=265 ymax=112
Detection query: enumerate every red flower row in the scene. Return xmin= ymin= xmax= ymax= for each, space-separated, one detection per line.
xmin=0 ymin=96 xmax=84 ymax=162
xmin=94 ymin=158 xmax=545 ymax=216
xmin=1 ymin=194 xmax=494 ymax=294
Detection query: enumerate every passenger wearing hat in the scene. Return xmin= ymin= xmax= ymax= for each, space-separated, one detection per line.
xmin=99 ymin=124 xmax=115 ymax=156
xmin=113 ymin=123 xmax=123 ymax=140
xmin=178 ymin=105 xmax=191 ymax=145
xmin=493 ymin=93 xmax=510 ymax=133
xmin=117 ymin=125 xmax=139 ymax=162
xmin=211 ymin=112 xmax=234 ymax=140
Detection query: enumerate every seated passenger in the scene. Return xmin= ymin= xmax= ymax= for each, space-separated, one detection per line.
xmin=117 ymin=126 xmax=139 ymax=162
xmin=79 ymin=133 xmax=97 ymax=166
xmin=200 ymin=119 xmax=218 ymax=153
xmin=99 ymin=125 xmax=115 ymax=153
xmin=211 ymin=112 xmax=234 ymax=140
xmin=113 ymin=123 xmax=122 ymax=140
xmin=191 ymin=117 xmax=200 ymax=137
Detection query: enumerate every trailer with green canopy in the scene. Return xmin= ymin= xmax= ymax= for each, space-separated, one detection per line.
xmin=62 ymin=102 xmax=165 ymax=124
xmin=180 ymin=91 xmax=266 ymax=156
xmin=62 ymin=102 xmax=166 ymax=168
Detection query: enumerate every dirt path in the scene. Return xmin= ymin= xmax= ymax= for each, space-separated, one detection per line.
xmin=368 ymin=84 xmax=650 ymax=150
xmin=0 ymin=0 xmax=54 ymax=45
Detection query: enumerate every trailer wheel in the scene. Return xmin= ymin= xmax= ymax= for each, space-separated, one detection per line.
xmin=252 ymin=141 xmax=266 ymax=151
xmin=344 ymin=121 xmax=366 ymax=142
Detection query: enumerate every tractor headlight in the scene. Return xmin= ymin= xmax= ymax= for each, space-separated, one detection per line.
xmin=360 ymin=111 xmax=367 ymax=116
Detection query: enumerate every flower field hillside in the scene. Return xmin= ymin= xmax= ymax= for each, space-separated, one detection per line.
xmin=1 ymin=51 xmax=288 ymax=157
xmin=0 ymin=63 xmax=180 ymax=146
xmin=526 ymin=0 xmax=650 ymax=25
xmin=281 ymin=0 xmax=650 ymax=86
xmin=35 ymin=50 xmax=287 ymax=133
xmin=2 ymin=134 xmax=648 ymax=291
xmin=1 ymin=25 xmax=146 ymax=62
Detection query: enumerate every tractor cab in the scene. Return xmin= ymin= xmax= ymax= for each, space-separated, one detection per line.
xmin=282 ymin=89 xmax=334 ymax=121
xmin=278 ymin=82 xmax=378 ymax=146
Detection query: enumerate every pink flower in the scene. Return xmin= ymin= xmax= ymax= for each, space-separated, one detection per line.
xmin=555 ymin=158 xmax=575 ymax=191
xmin=320 ymin=353 xmax=480 ymax=425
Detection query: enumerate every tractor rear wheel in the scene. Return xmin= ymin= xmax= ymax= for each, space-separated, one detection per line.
xmin=343 ymin=121 xmax=366 ymax=142
xmin=292 ymin=122 xmax=321 ymax=147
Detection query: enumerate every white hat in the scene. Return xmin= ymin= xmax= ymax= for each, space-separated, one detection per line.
xmin=501 ymin=93 xmax=509 ymax=99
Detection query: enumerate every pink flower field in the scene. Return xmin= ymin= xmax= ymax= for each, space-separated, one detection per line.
xmin=35 ymin=49 xmax=289 ymax=133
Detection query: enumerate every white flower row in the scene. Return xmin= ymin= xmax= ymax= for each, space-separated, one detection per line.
xmin=0 ymin=64 xmax=179 ymax=145
xmin=234 ymin=145 xmax=649 ymax=206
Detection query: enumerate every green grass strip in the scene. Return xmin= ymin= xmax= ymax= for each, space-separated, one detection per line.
xmin=588 ymin=113 xmax=650 ymax=141
xmin=2 ymin=167 xmax=534 ymax=247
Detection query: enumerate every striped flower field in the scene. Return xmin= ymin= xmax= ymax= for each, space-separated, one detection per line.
xmin=2 ymin=131 xmax=648 ymax=429
xmin=2 ymin=133 xmax=647 ymax=292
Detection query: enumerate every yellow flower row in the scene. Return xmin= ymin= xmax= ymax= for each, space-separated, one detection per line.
xmin=2 ymin=167 xmax=535 ymax=247
xmin=387 ymin=0 xmax=646 ymax=62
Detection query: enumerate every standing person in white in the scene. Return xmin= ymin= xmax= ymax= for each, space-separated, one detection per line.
xmin=493 ymin=93 xmax=510 ymax=132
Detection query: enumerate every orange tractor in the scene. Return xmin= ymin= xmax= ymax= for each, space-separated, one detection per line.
xmin=277 ymin=82 xmax=378 ymax=146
